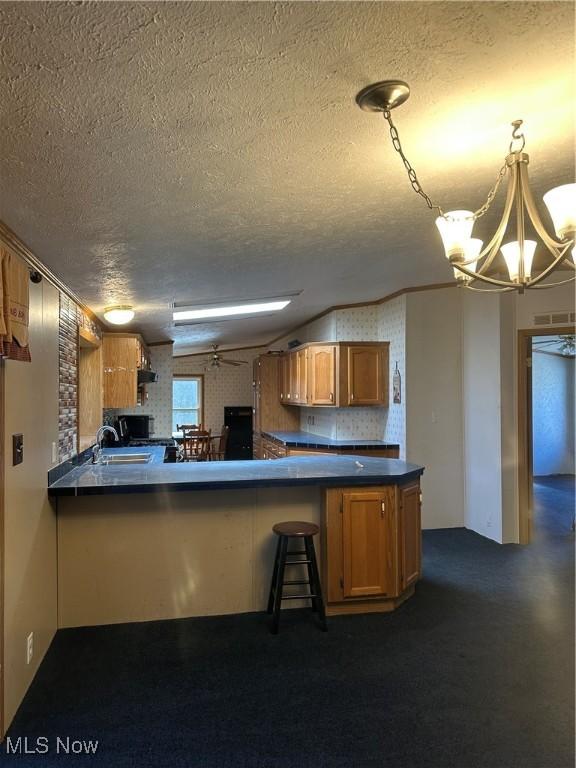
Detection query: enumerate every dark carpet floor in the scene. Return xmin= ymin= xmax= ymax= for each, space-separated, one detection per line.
xmin=3 ymin=477 xmax=574 ymax=768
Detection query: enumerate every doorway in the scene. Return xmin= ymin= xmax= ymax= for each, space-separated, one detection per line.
xmin=518 ymin=327 xmax=575 ymax=543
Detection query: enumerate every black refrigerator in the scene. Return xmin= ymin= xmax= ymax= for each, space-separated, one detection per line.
xmin=224 ymin=406 xmax=253 ymax=460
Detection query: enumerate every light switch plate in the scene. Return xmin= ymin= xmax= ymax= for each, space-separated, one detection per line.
xmin=13 ymin=434 xmax=23 ymax=466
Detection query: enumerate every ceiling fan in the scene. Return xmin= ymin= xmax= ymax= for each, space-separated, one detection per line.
xmin=533 ymin=335 xmax=575 ymax=357
xmin=206 ymin=345 xmax=248 ymax=369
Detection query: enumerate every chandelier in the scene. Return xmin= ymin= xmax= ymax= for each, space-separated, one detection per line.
xmin=356 ymin=80 xmax=576 ymax=292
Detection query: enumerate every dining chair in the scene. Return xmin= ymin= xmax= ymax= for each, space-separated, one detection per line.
xmin=181 ymin=429 xmax=211 ymax=462
xmin=209 ymin=426 xmax=230 ymax=461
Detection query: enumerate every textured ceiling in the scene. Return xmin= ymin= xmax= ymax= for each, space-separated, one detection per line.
xmin=1 ymin=1 xmax=574 ymax=354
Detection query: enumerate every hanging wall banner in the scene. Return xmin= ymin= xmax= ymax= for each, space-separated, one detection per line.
xmin=393 ymin=361 xmax=401 ymax=404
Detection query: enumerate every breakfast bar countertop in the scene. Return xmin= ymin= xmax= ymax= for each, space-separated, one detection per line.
xmin=261 ymin=431 xmax=400 ymax=450
xmin=48 ymin=451 xmax=424 ymax=497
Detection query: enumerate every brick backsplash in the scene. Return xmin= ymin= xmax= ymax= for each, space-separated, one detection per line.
xmin=58 ymin=294 xmax=101 ymax=461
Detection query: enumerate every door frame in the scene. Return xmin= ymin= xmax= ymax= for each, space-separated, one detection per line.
xmin=517 ymin=325 xmax=575 ymax=544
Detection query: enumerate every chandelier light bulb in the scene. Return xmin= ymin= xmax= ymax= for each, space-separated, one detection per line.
xmin=435 ymin=211 xmax=475 ymax=261
xmin=543 ymin=183 xmax=576 ymax=241
xmin=500 ymin=241 xmax=537 ymax=283
xmin=453 ymin=238 xmax=483 ymax=282
xmin=103 ymin=305 xmax=135 ymax=325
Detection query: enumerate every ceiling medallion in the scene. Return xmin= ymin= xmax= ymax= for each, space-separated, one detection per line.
xmin=356 ymin=80 xmax=575 ymax=293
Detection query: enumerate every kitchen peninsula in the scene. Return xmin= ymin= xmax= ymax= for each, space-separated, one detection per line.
xmin=49 ymin=450 xmax=424 ymax=628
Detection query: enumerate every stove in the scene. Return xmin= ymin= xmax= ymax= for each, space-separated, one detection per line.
xmin=128 ymin=438 xmax=179 ymax=462
xmin=128 ymin=438 xmax=177 ymax=447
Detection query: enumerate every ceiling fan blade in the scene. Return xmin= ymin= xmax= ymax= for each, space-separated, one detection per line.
xmin=220 ymin=359 xmax=243 ymax=366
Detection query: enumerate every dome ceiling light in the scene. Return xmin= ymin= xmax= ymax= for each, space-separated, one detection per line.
xmin=356 ymin=80 xmax=575 ymax=293
xmin=103 ymin=305 xmax=135 ymax=325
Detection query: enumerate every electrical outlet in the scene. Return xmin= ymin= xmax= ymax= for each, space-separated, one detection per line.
xmin=26 ymin=632 xmax=33 ymax=665
xmin=12 ymin=434 xmax=23 ymax=466
xmin=51 ymin=442 xmax=58 ymax=463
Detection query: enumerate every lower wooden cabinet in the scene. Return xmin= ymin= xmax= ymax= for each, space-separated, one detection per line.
xmin=341 ymin=489 xmax=397 ymax=599
xmin=398 ymin=482 xmax=422 ymax=591
xmin=322 ymin=482 xmax=421 ymax=614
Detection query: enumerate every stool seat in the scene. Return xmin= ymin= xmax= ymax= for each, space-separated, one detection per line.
xmin=272 ymin=521 xmax=319 ymax=537
xmin=267 ymin=520 xmax=327 ymax=634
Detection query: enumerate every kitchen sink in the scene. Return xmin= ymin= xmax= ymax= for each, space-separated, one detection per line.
xmin=101 ymin=453 xmax=152 ymax=465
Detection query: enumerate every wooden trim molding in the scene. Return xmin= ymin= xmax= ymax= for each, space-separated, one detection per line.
xmin=266 ymin=282 xmax=457 ymax=347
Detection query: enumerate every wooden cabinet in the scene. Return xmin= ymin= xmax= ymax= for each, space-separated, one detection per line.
xmin=341 ymin=344 xmax=388 ymax=406
xmin=398 ymin=483 xmax=422 ymax=591
xmin=103 ymin=333 xmax=151 ymax=409
xmin=341 ymin=489 xmax=397 ymax=599
xmin=322 ymin=481 xmax=421 ymax=615
xmin=257 ymin=437 xmax=400 ymax=461
xmin=308 ymin=345 xmax=336 ymax=405
xmin=279 ymin=342 xmax=388 ymax=408
xmin=252 ymin=355 xmax=300 ymax=439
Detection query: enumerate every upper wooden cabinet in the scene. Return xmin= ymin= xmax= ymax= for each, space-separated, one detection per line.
xmin=253 ymin=354 xmax=300 ymax=441
xmin=308 ymin=345 xmax=336 ymax=405
xmin=341 ymin=344 xmax=388 ymax=406
xmin=103 ymin=333 xmax=150 ymax=409
xmin=279 ymin=342 xmax=388 ymax=408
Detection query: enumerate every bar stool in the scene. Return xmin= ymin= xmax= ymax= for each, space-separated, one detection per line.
xmin=267 ymin=521 xmax=327 ymax=634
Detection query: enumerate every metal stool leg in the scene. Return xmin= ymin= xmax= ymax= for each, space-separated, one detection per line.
xmin=270 ymin=536 xmax=288 ymax=634
xmin=267 ymin=536 xmax=282 ymax=614
xmin=305 ymin=535 xmax=328 ymax=632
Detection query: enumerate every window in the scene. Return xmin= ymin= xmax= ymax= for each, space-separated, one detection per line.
xmin=172 ymin=376 xmax=203 ymax=432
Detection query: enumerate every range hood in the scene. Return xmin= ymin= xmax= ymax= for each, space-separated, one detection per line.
xmin=138 ymin=370 xmax=158 ymax=384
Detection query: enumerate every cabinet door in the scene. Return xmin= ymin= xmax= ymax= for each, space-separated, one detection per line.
xmin=288 ymin=351 xmax=298 ymax=402
xmin=278 ymin=355 xmax=287 ymax=403
xmin=342 ymin=489 xmax=397 ymax=598
xmin=296 ymin=348 xmax=308 ymax=404
xmin=103 ymin=336 xmax=139 ymax=408
xmin=398 ymin=484 xmax=421 ymax=591
xmin=309 ymin=345 xmax=336 ymax=405
xmin=346 ymin=345 xmax=387 ymax=406
xmin=252 ymin=359 xmax=261 ymax=433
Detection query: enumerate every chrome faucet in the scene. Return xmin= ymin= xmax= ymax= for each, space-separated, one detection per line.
xmin=92 ymin=425 xmax=119 ymax=463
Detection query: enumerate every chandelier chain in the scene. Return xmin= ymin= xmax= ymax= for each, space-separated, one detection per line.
xmin=383 ymin=111 xmax=508 ymax=221
xmin=383 ymin=110 xmax=443 ymax=215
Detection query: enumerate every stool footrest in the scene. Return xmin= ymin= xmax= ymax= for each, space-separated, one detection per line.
xmin=284 ymin=559 xmax=311 ymax=565
xmin=282 ymin=579 xmax=311 ymax=586
xmin=281 ymin=594 xmax=319 ymax=600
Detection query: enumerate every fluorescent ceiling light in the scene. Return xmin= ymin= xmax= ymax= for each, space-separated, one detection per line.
xmin=173 ymin=300 xmax=291 ymax=322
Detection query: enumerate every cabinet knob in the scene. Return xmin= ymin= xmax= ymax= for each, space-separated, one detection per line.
xmin=381 ymin=500 xmax=386 ymax=517
xmin=350 ymin=393 xmax=355 ymax=401
xmin=329 ymin=392 xmax=334 ymax=401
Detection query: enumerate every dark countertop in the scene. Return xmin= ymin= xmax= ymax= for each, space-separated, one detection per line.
xmin=262 ymin=430 xmax=400 ymax=450
xmin=48 ymin=451 xmax=424 ymax=497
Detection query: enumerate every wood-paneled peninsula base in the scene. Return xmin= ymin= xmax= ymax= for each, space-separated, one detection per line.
xmin=49 ymin=453 xmax=423 ymax=627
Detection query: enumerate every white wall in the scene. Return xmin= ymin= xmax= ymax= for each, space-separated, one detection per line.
xmin=462 ymin=292 xmax=504 ymax=542
xmin=406 ymin=288 xmax=465 ymax=529
xmin=532 ymin=352 xmax=575 ymax=475
xmin=3 ymin=278 xmax=60 ymax=730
